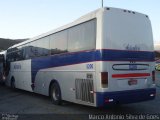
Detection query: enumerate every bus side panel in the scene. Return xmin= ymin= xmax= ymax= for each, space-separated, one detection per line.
xmin=33 ymin=62 xmax=96 ymax=106
xmin=8 ymin=60 xmax=32 ymax=92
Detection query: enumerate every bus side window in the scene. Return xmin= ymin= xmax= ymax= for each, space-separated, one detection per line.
xmin=50 ymin=30 xmax=68 ymax=55
xmin=68 ymin=19 xmax=96 ymax=52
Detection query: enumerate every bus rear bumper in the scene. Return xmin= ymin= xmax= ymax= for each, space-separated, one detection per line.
xmin=96 ymin=88 xmax=156 ymax=107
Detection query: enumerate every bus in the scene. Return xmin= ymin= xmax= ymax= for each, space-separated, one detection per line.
xmin=5 ymin=7 xmax=156 ymax=107
xmin=155 ymin=44 xmax=160 ymax=71
xmin=0 ymin=51 xmax=6 ymax=83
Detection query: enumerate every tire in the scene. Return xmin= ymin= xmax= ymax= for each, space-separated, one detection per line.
xmin=50 ymin=82 xmax=62 ymax=105
xmin=11 ymin=78 xmax=15 ymax=89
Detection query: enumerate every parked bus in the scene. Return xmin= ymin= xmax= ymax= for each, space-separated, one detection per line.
xmin=5 ymin=7 xmax=156 ymax=107
xmin=0 ymin=51 xmax=6 ymax=83
xmin=155 ymin=44 xmax=160 ymax=71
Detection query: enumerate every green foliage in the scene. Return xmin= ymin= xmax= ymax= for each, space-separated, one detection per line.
xmin=156 ymin=64 xmax=160 ymax=71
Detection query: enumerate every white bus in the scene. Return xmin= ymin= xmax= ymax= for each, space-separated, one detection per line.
xmin=0 ymin=51 xmax=6 ymax=83
xmin=5 ymin=7 xmax=156 ymax=107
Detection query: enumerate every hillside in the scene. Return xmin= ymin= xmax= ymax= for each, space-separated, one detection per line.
xmin=0 ymin=38 xmax=27 ymax=51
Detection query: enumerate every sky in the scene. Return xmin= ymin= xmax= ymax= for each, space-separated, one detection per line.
xmin=0 ymin=0 xmax=159 ymax=44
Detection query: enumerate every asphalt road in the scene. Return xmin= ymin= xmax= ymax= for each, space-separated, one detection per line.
xmin=0 ymin=72 xmax=159 ymax=120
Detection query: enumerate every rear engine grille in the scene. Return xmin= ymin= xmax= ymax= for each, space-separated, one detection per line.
xmin=75 ymin=79 xmax=94 ymax=103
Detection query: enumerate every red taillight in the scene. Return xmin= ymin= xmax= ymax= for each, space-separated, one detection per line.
xmin=152 ymin=71 xmax=155 ymax=84
xmin=101 ymin=72 xmax=108 ymax=87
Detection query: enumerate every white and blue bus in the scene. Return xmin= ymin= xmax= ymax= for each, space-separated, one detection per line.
xmin=5 ymin=7 xmax=156 ymax=107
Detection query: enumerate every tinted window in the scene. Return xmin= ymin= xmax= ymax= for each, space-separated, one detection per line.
xmin=50 ymin=30 xmax=68 ymax=55
xmin=36 ymin=38 xmax=50 ymax=57
xmin=68 ymin=19 xmax=96 ymax=52
xmin=7 ymin=46 xmax=24 ymax=62
xmin=7 ymin=19 xmax=96 ymax=61
xmin=25 ymin=37 xmax=50 ymax=59
xmin=16 ymin=46 xmax=24 ymax=61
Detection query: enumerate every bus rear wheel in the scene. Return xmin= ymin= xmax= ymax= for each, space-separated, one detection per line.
xmin=11 ymin=78 xmax=15 ymax=89
xmin=50 ymin=82 xmax=62 ymax=105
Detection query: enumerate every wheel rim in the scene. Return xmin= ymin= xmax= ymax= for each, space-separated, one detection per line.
xmin=52 ymin=85 xmax=59 ymax=101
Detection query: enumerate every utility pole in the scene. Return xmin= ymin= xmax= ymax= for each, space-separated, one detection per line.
xmin=102 ymin=0 xmax=104 ymax=8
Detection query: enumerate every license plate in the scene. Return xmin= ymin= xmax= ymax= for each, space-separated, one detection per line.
xmin=128 ymin=79 xmax=137 ymax=85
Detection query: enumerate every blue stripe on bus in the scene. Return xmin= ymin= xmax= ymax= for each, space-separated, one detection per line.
xmin=96 ymin=88 xmax=156 ymax=107
xmin=31 ymin=50 xmax=100 ymax=89
xmin=101 ymin=49 xmax=155 ymax=61
xmin=31 ymin=49 xmax=155 ymax=90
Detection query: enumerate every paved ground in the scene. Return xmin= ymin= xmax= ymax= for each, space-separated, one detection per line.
xmin=0 ymin=72 xmax=159 ymax=119
xmin=156 ymin=71 xmax=160 ymax=86
xmin=0 ymin=85 xmax=159 ymax=114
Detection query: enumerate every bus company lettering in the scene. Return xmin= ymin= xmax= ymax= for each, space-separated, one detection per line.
xmin=14 ymin=64 xmax=21 ymax=69
xmin=124 ymin=44 xmax=140 ymax=51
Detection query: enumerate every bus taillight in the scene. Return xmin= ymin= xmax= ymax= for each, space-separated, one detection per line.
xmin=101 ymin=72 xmax=108 ymax=87
xmin=152 ymin=71 xmax=155 ymax=84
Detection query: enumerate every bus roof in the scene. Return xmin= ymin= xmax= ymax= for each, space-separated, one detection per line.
xmin=8 ymin=7 xmax=148 ymax=49
xmin=0 ymin=51 xmax=6 ymax=55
